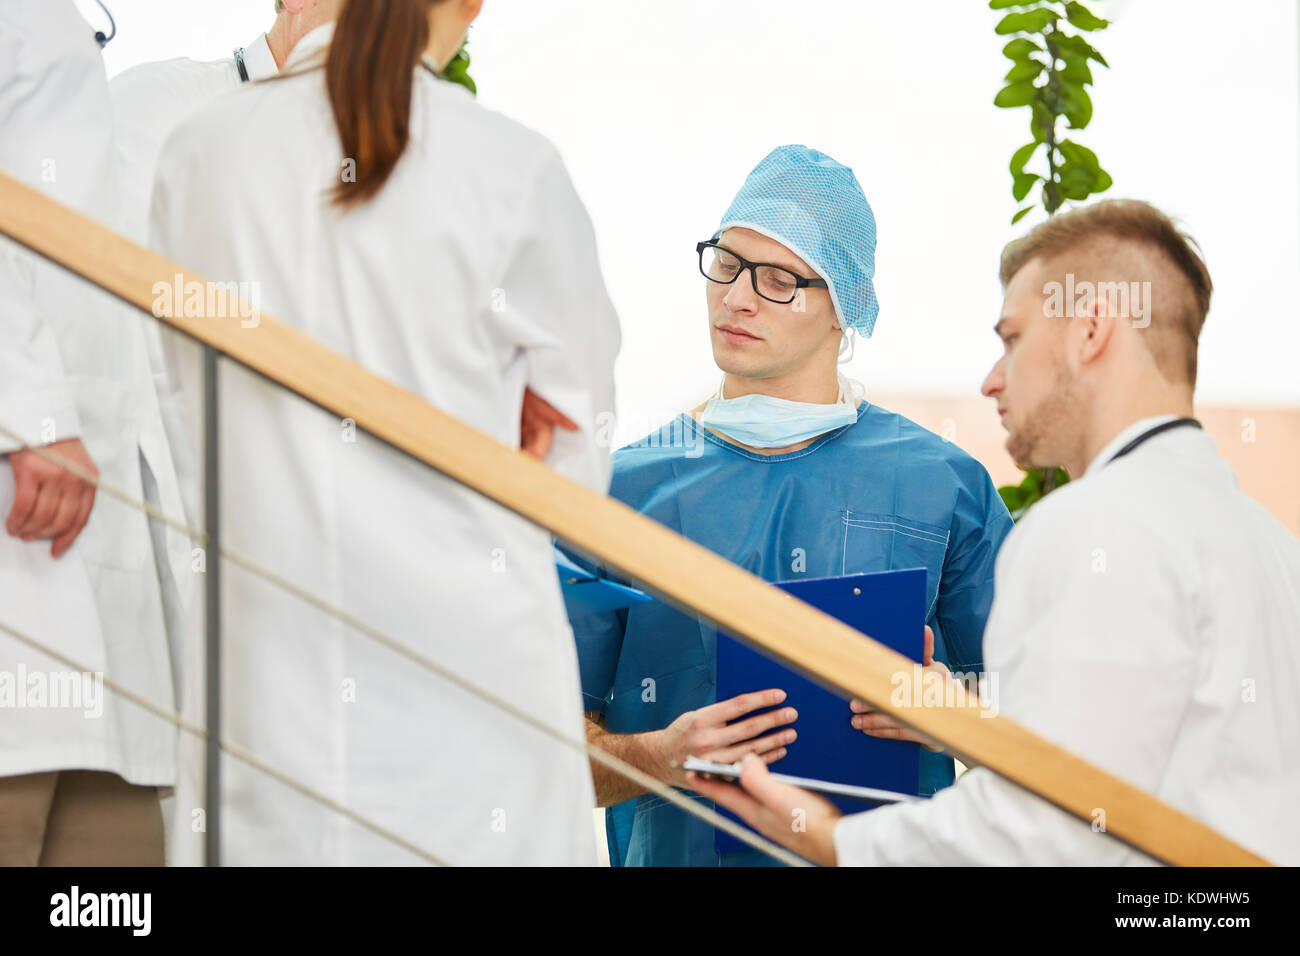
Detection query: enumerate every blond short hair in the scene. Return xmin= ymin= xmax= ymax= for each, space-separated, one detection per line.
xmin=1000 ymin=199 xmax=1213 ymax=385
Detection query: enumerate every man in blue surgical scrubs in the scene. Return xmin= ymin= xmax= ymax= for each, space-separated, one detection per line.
xmin=568 ymin=145 xmax=1013 ymax=866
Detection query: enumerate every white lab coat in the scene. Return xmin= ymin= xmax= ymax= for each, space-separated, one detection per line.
xmin=149 ymin=26 xmax=619 ymax=864
xmin=0 ymin=0 xmax=179 ymax=787
xmin=110 ymin=30 xmax=279 ymax=867
xmin=834 ymin=416 xmax=1300 ymax=866
xmin=112 ymin=33 xmax=278 ymax=245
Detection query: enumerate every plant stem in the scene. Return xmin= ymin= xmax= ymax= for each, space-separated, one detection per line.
xmin=1040 ymin=21 xmax=1063 ymax=495
xmin=1043 ymin=22 xmax=1061 ymax=213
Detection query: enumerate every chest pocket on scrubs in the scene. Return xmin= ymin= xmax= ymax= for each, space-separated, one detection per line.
xmin=839 ymin=510 xmax=949 ymax=619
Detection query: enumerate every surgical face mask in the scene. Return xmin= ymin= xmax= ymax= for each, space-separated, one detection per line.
xmin=698 ymin=375 xmax=862 ymax=449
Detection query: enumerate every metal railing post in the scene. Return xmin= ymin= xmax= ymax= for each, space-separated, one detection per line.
xmin=203 ymin=346 xmax=222 ymax=867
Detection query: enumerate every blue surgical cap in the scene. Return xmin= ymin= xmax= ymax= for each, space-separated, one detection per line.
xmin=715 ymin=144 xmax=879 ymax=337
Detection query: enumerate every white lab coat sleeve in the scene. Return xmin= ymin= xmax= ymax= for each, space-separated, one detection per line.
xmin=0 ymin=247 xmax=83 ymax=453
xmin=146 ymin=131 xmax=182 ymax=262
xmin=489 ymin=145 xmax=621 ymax=494
xmin=832 ymin=492 xmax=1194 ymax=865
xmin=108 ymin=65 xmax=163 ymax=245
xmin=0 ymin=22 xmax=82 ymax=451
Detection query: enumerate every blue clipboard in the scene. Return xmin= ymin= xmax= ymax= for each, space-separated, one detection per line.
xmin=555 ymin=548 xmax=651 ymax=618
xmin=714 ymin=567 xmax=927 ymax=855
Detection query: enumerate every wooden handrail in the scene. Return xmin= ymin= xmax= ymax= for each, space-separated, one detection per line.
xmin=0 ymin=170 xmax=1270 ymax=866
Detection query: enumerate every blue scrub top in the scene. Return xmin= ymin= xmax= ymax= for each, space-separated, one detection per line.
xmin=566 ymin=401 xmax=1013 ymax=866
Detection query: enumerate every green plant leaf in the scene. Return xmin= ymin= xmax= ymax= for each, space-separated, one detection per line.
xmin=1062 ymin=85 xmax=1093 ymax=127
xmin=1010 ymin=140 xmax=1040 ymax=174
xmin=1004 ymin=59 xmax=1045 ymax=82
xmin=989 ymin=0 xmax=1040 ymax=9
xmin=1012 ymin=171 xmax=1041 ymax=201
xmin=1030 ymin=100 xmax=1055 ymax=141
xmin=998 ymin=485 xmax=1027 ymax=512
xmin=995 ymin=8 xmax=1058 ymax=34
xmin=1052 ymin=32 xmax=1108 ymax=67
xmin=1059 ymin=163 xmax=1094 ymax=200
xmin=994 ymin=81 xmax=1039 ymax=107
xmin=1058 ymin=140 xmax=1110 ymax=195
xmin=1059 ymin=57 xmax=1093 ymax=84
xmin=1002 ymin=37 xmax=1043 ymax=60
xmin=1043 ymin=179 xmax=1063 ymax=214
xmin=1058 ymin=138 xmax=1100 ymax=171
xmin=1011 ymin=205 xmax=1035 ymax=224
xmin=439 ymin=44 xmax=477 ymax=95
xmin=1064 ymin=1 xmax=1109 ymax=31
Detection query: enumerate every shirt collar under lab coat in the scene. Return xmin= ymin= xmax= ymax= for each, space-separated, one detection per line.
xmin=283 ymin=23 xmax=444 ymax=77
xmin=285 ymin=22 xmax=336 ymax=71
xmin=240 ymin=33 xmax=279 ymax=81
xmin=1083 ymin=413 xmax=1181 ymax=478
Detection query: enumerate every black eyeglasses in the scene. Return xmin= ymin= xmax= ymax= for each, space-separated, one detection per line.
xmin=696 ymin=240 xmax=828 ymax=305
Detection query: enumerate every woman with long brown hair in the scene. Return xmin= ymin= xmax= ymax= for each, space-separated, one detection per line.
xmin=149 ymin=0 xmax=619 ymax=865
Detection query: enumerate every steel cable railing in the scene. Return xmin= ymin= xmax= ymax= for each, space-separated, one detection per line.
xmin=0 ymin=168 xmax=1270 ymax=866
xmin=0 ymin=421 xmax=808 ymax=866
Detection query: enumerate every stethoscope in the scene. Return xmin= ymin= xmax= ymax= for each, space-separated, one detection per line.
xmin=94 ymin=2 xmax=256 ymax=85
xmin=91 ymin=0 xmax=116 ymax=48
xmin=1106 ymin=417 xmax=1202 ymax=466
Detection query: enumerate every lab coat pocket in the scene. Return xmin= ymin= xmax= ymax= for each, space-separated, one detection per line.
xmin=840 ymin=510 xmax=949 ymax=619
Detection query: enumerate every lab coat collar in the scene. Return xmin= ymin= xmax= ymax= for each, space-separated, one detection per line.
xmin=281 ymin=23 xmax=441 ymax=78
xmin=1083 ymin=414 xmax=1181 ymax=478
xmin=285 ymin=22 xmax=336 ymax=70
xmin=240 ymin=33 xmax=279 ymax=81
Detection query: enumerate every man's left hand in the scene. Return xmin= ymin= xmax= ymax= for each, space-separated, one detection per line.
xmin=850 ymin=624 xmax=948 ymax=752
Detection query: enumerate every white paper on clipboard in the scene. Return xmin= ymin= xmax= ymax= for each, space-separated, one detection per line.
xmin=681 ymin=757 xmax=922 ymax=805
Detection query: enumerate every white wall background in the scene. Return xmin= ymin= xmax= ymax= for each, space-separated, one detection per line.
xmin=88 ymin=0 xmax=1300 ymax=441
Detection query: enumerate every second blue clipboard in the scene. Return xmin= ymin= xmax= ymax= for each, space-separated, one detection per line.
xmin=555 ymin=547 xmax=651 ymax=617
xmin=714 ymin=567 xmax=927 ymax=856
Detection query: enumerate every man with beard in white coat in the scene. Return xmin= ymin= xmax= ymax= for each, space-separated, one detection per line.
xmin=691 ymin=199 xmax=1300 ymax=866
xmin=0 ymin=0 xmax=183 ymax=865
xmin=111 ymin=0 xmax=340 ymax=869
xmin=149 ymin=0 xmax=620 ymax=865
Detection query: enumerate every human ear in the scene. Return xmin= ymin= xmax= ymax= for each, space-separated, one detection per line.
xmin=1077 ymin=299 xmax=1116 ymax=367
